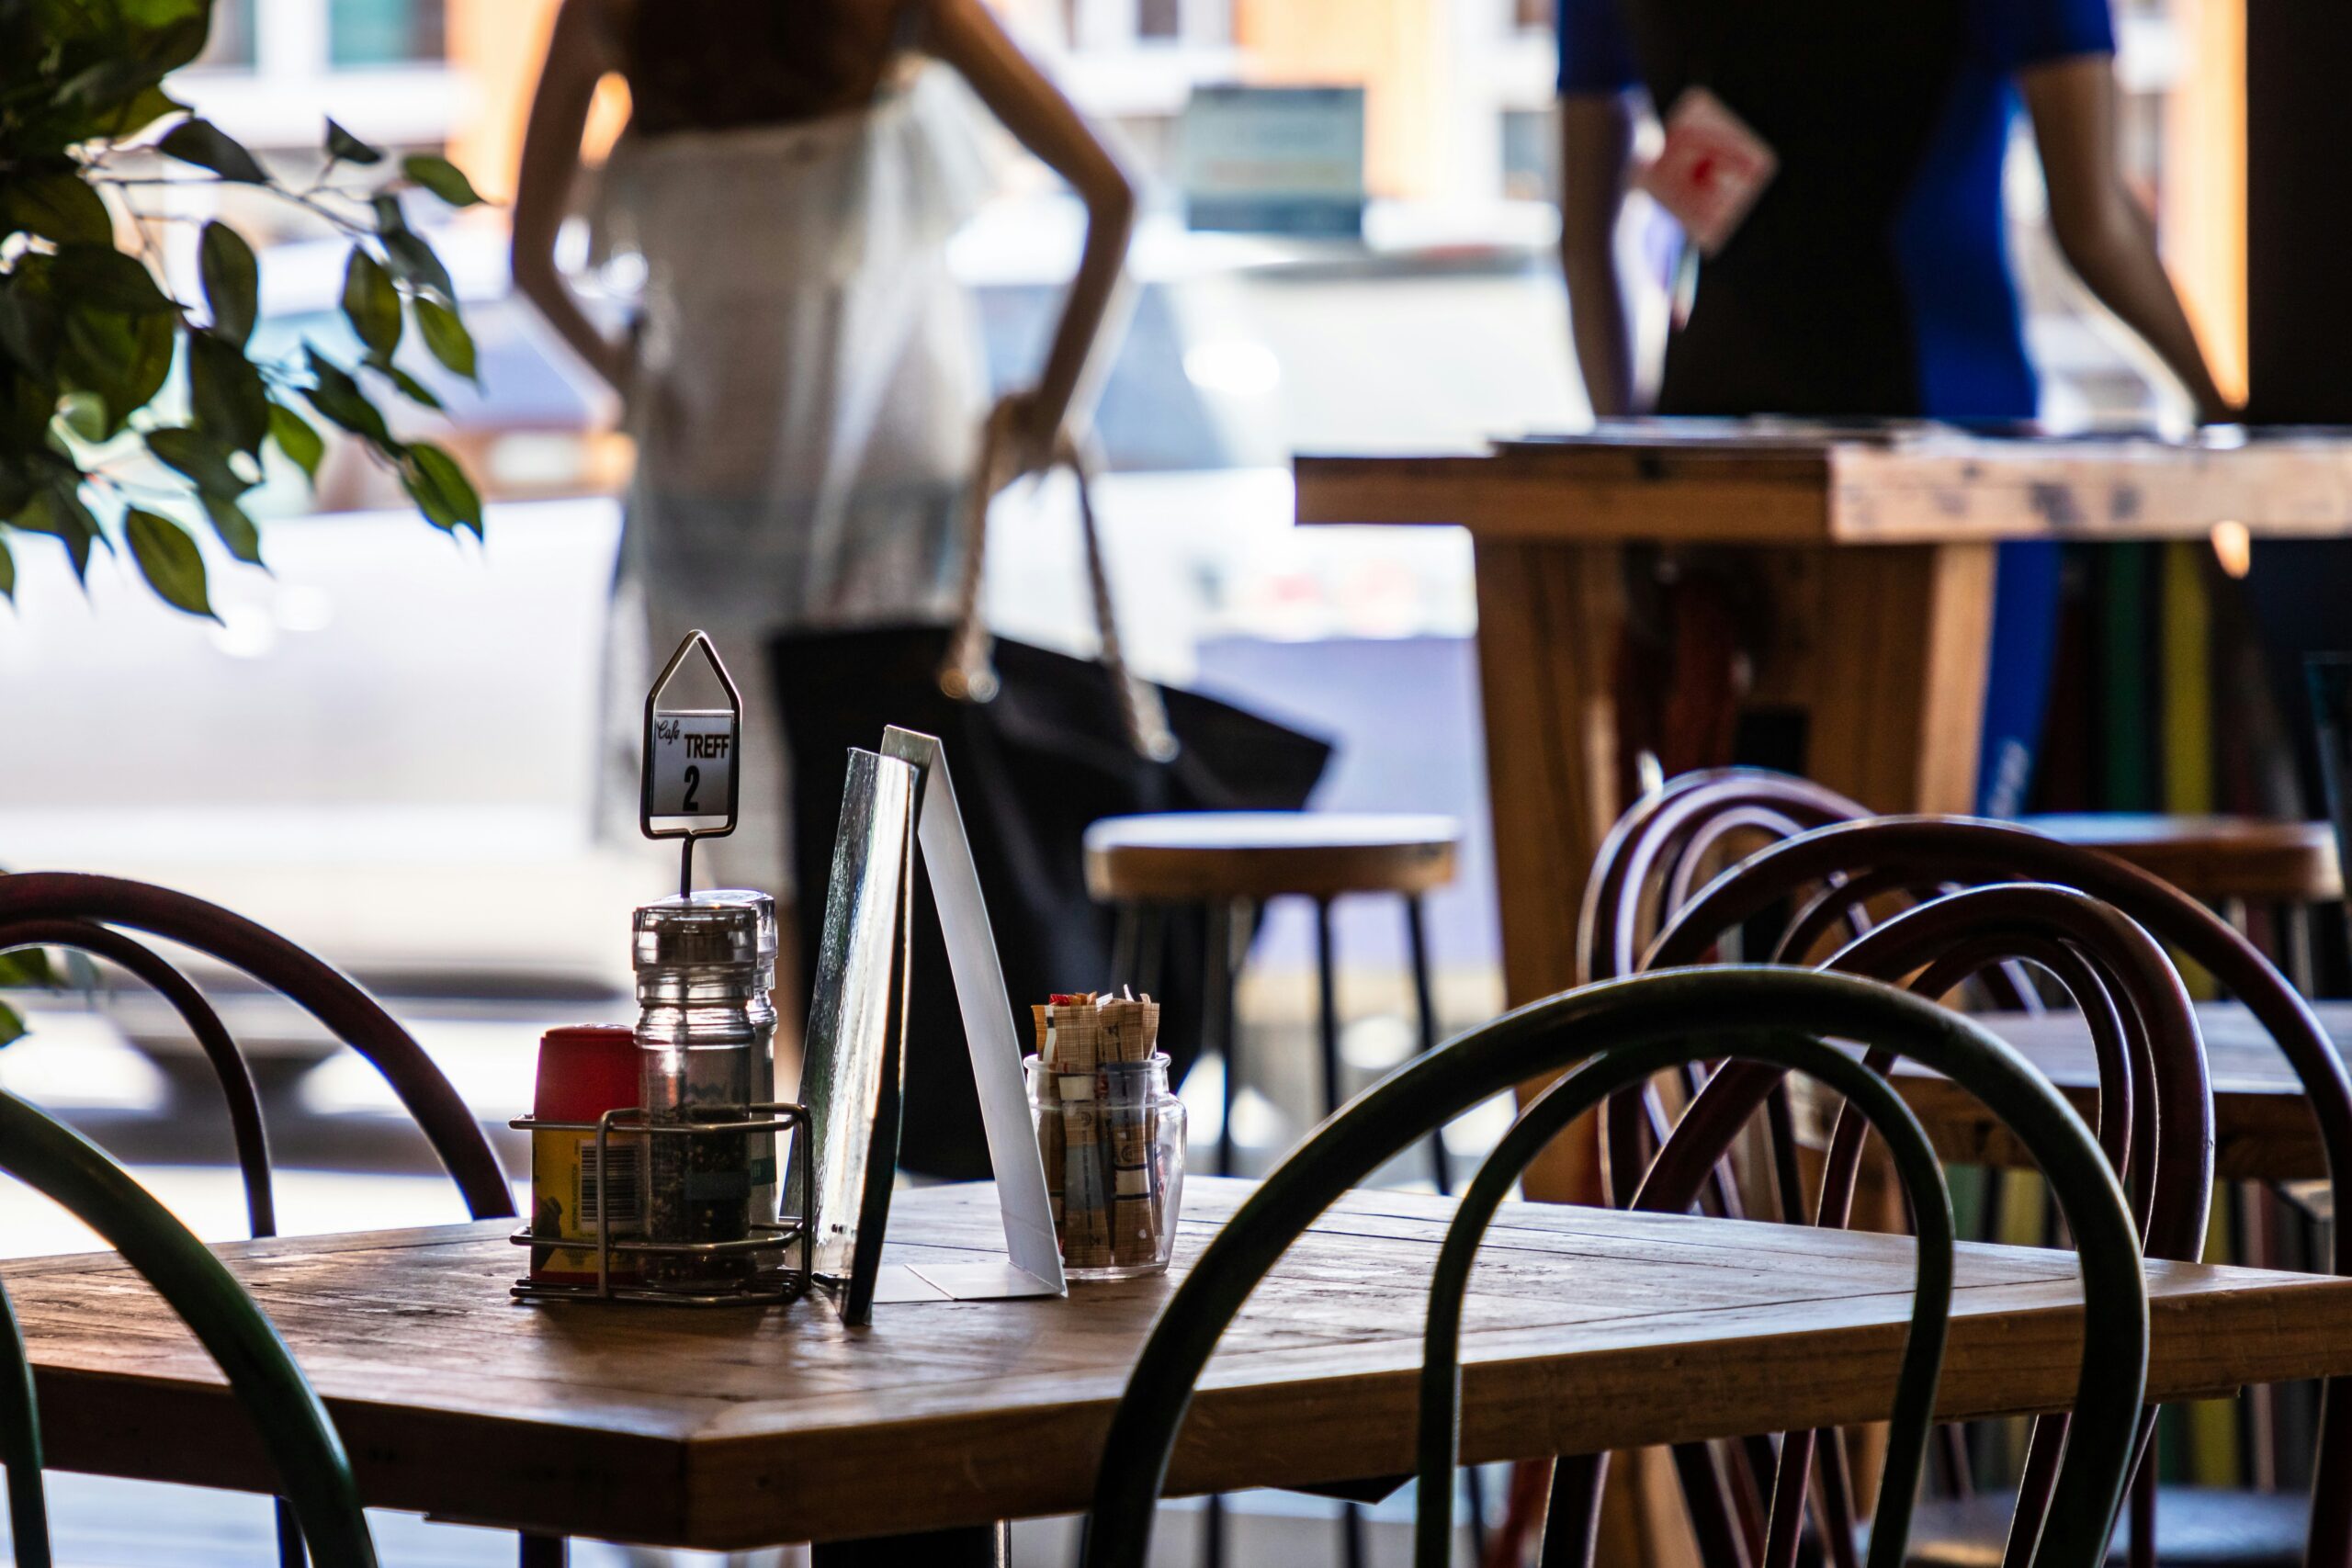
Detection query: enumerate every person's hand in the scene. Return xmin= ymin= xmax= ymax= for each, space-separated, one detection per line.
xmin=987 ymin=389 xmax=1065 ymax=490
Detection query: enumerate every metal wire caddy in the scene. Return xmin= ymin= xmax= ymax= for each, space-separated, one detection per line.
xmin=508 ymin=1102 xmax=814 ymax=1307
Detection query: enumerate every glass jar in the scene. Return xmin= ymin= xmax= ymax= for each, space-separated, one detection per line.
xmin=644 ymin=890 xmax=779 ymax=1224
xmin=633 ymin=899 xmax=761 ymax=1289
xmin=1026 ymin=1052 xmax=1185 ymax=1280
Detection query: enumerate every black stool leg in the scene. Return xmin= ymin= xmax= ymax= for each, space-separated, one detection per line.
xmin=1315 ymin=897 xmax=1342 ymax=1118
xmin=1206 ymin=897 xmax=1243 ymax=1179
xmin=1112 ymin=903 xmax=1141 ymax=987
xmin=1311 ymin=897 xmax=1368 ymax=1568
xmin=1405 ymin=895 xmax=1449 ymax=1195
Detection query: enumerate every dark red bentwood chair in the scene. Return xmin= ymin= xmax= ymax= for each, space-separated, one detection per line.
xmin=0 ymin=872 xmax=523 ymax=1565
xmin=1637 ymin=819 xmax=2352 ymax=1568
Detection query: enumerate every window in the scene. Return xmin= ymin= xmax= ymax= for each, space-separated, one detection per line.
xmin=329 ymin=0 xmax=447 ymax=66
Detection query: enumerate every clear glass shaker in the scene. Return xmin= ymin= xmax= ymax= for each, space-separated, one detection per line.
xmin=633 ymin=899 xmax=760 ymax=1288
xmin=645 ymin=890 xmax=779 ymax=1224
xmin=1026 ymin=1052 xmax=1186 ymax=1280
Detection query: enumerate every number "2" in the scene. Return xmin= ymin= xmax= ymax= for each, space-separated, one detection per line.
xmin=682 ymin=765 xmax=701 ymax=813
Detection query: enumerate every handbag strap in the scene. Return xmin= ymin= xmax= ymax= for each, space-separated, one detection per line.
xmin=940 ymin=402 xmax=1179 ymax=762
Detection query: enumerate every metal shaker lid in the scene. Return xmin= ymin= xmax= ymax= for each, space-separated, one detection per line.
xmin=647 ymin=889 xmax=776 ymax=959
xmin=632 ymin=899 xmax=760 ymax=969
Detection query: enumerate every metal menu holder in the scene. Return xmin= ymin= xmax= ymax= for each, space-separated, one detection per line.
xmin=791 ymin=749 xmax=916 ymax=1325
xmin=787 ymin=731 xmax=1068 ymax=1325
xmin=879 ymin=727 xmax=1066 ymax=1301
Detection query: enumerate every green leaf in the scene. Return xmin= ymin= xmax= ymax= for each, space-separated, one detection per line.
xmin=325 ymin=119 xmax=384 ymax=165
xmin=200 ymin=491 xmax=263 ymax=565
xmin=0 ymin=949 xmax=57 ymax=988
xmin=267 ymin=401 xmax=324 ymax=483
xmin=16 ymin=481 xmax=98 ymax=581
xmin=401 ymin=153 xmax=483 ymax=208
xmin=0 ymin=283 xmax=62 ymax=373
xmin=413 ymin=297 xmax=477 ymax=383
xmin=300 ymin=347 xmax=396 ymax=448
xmin=102 ymin=84 xmax=190 ymax=138
xmin=401 ymin=442 xmax=481 ymax=537
xmin=198 ymin=220 xmax=258 ymax=346
xmin=145 ymin=426 xmax=253 ymax=499
xmin=0 ymin=534 xmax=13 ymax=604
xmin=340 ymin=249 xmax=401 ymax=358
xmin=158 ymin=118 xmax=268 ymax=184
xmin=0 ymin=1000 xmax=23 ymax=1048
xmin=372 ymin=196 xmax=455 ymax=300
xmin=125 ymin=508 xmax=215 ymax=618
xmin=2 ymin=171 xmax=112 ymax=246
xmin=57 ymin=308 xmax=175 ymax=437
xmin=370 ymin=356 xmax=443 ymax=410
xmin=49 ymin=247 xmax=177 ymax=315
xmin=57 ymin=389 xmax=107 ymax=443
xmin=187 ymin=331 xmax=270 ymax=455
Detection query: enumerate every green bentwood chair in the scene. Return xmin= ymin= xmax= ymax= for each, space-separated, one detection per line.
xmin=1079 ymin=966 xmax=2150 ymax=1568
xmin=0 ymin=1089 xmax=377 ymax=1568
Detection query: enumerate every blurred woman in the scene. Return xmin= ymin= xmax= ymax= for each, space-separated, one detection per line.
xmin=1555 ymin=0 xmax=2231 ymax=817
xmin=512 ymin=0 xmax=1133 ymax=897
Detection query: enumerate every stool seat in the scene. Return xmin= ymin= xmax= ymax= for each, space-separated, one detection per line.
xmin=2020 ymin=814 xmax=2342 ymax=904
xmin=1084 ymin=812 xmax=1462 ymax=902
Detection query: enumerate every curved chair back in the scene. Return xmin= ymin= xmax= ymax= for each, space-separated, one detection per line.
xmin=0 ymin=874 xmax=511 ymax=1219
xmin=1 ymin=918 xmax=275 ymax=1236
xmin=1578 ymin=769 xmax=1869 ymax=984
xmin=0 ymin=1090 xmax=377 ymax=1566
xmin=1080 ymin=968 xmax=2147 ymax=1568
xmin=1636 ymin=885 xmax=2212 ymax=1568
xmin=1646 ymin=818 xmax=2352 ymax=1568
xmin=1416 ymin=1030 xmax=1961 ymax=1568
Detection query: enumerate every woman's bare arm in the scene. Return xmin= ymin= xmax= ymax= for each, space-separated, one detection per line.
xmin=511 ymin=0 xmax=629 ymax=393
xmin=922 ymin=0 xmax=1135 ymax=472
xmin=2021 ymin=54 xmax=2233 ymax=420
xmin=1559 ymin=92 xmax=1639 ymax=419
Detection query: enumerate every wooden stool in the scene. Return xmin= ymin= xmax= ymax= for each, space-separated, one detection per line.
xmin=1085 ymin=810 xmax=1465 ymax=1568
xmin=2024 ymin=813 xmax=2341 ymax=989
xmin=1084 ymin=812 xmax=1461 ymax=1183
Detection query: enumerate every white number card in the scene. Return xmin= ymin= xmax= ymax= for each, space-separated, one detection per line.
xmin=645 ymin=710 xmax=739 ymax=821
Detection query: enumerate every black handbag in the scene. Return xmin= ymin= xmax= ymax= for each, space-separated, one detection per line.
xmin=770 ymin=421 xmax=1331 ymax=1178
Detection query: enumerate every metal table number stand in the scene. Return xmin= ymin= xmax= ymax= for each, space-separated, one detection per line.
xmin=510 ymin=630 xmax=816 ymax=1308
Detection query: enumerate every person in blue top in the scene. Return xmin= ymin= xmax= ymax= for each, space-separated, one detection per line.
xmin=1556 ymin=0 xmax=2233 ymax=814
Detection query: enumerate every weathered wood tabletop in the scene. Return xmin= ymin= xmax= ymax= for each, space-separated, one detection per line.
xmin=14 ymin=1177 xmax=2352 ymax=1550
xmin=1891 ymin=1001 xmax=2348 ymax=1182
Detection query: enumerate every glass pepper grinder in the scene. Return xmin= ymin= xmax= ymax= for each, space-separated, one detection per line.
xmin=633 ymin=897 xmax=761 ymax=1289
xmin=642 ymin=889 xmax=779 ymax=1224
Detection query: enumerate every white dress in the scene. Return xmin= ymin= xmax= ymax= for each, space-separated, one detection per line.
xmin=592 ymin=63 xmax=993 ymax=894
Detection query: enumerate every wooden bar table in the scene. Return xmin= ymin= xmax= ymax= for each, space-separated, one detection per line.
xmin=1296 ymin=425 xmax=2352 ymax=1201
xmin=13 ymin=1177 xmax=2352 ymax=1551
xmin=1897 ymin=999 xmax=2352 ymax=1183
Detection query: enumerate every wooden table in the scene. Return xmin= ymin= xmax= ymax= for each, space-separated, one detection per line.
xmin=1295 ymin=428 xmax=2352 ymax=1202
xmin=13 ymin=1178 xmax=2352 ymax=1551
xmin=1892 ymin=1000 xmax=2351 ymax=1183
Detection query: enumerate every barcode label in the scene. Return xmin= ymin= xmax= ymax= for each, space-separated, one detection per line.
xmin=576 ymin=1141 xmax=644 ymax=1231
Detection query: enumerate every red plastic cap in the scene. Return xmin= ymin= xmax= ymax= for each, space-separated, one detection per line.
xmin=533 ymin=1024 xmax=639 ymax=1121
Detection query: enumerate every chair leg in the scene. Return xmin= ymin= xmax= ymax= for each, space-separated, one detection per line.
xmin=1315 ymin=897 xmax=1342 ymax=1119
xmin=519 ymin=1533 xmax=567 ymax=1567
xmin=1206 ymin=898 xmax=1242 ymax=1179
xmin=1204 ymin=1493 xmax=1225 ymax=1568
xmin=1405 ymin=895 xmax=1449 ymax=1195
xmin=1112 ymin=903 xmax=1141 ymax=988
xmin=277 ymin=1499 xmax=305 ymax=1566
xmin=1309 ymin=897 xmax=1370 ymax=1568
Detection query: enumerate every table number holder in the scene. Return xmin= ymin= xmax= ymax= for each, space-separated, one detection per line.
xmin=512 ymin=631 xmax=818 ymax=1307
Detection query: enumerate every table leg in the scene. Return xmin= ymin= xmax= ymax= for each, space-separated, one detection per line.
xmin=1470 ymin=537 xmax=1628 ymax=1206
xmin=1795 ymin=542 xmax=1995 ymax=816
xmin=813 ymin=1524 xmax=1006 ymax=1566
